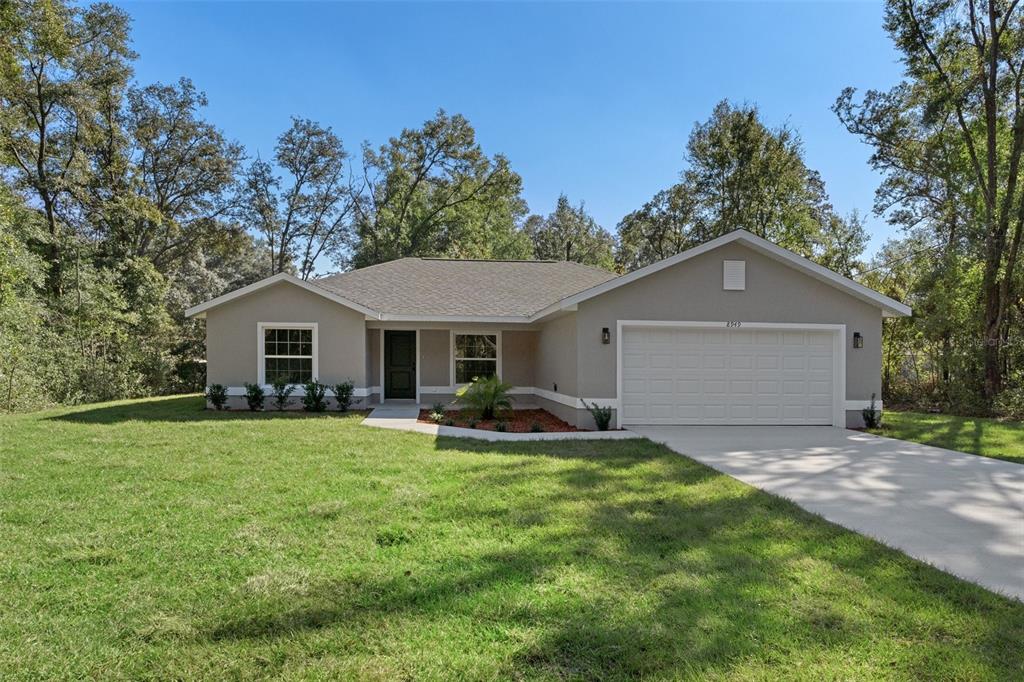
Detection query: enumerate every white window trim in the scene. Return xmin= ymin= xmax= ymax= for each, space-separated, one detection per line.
xmin=379 ymin=328 xmax=420 ymax=402
xmin=450 ymin=330 xmax=503 ymax=387
xmin=257 ymin=322 xmax=319 ymax=385
xmin=615 ymin=320 xmax=846 ymax=428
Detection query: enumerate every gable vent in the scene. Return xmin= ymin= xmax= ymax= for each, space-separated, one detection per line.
xmin=723 ymin=260 xmax=746 ymax=290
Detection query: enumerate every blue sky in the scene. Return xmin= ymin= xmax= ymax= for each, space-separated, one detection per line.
xmin=116 ymin=1 xmax=905 ymax=257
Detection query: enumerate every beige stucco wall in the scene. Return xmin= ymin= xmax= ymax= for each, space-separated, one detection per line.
xmin=536 ymin=313 xmax=578 ymax=396
xmin=575 ymin=242 xmax=883 ymax=405
xmin=366 ymin=329 xmax=380 ymax=397
xmin=205 ymin=281 xmax=367 ymax=387
xmin=502 ymin=331 xmax=536 ymax=386
xmin=419 ymin=330 xmax=450 ymax=386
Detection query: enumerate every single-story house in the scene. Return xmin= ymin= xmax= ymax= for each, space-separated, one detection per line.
xmin=186 ymin=229 xmax=911 ymax=429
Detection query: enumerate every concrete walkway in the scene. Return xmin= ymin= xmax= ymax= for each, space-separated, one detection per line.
xmin=363 ymin=405 xmax=642 ymax=442
xmin=631 ymin=425 xmax=1024 ymax=601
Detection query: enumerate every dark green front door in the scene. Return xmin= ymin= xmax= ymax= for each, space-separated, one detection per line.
xmin=384 ymin=330 xmax=416 ymax=399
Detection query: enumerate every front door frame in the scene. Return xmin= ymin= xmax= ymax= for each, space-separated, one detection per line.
xmin=616 ymin=320 xmax=846 ymax=427
xmin=380 ymin=328 xmax=420 ymax=402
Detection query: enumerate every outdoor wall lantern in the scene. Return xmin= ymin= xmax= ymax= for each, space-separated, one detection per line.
xmin=853 ymin=332 xmax=864 ymax=349
xmin=601 ymin=327 xmax=611 ymax=344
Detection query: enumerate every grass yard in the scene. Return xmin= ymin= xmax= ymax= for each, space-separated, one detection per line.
xmin=1 ymin=396 xmax=1022 ymax=680
xmin=877 ymin=410 xmax=1024 ymax=465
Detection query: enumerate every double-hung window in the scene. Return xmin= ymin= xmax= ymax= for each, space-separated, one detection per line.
xmin=454 ymin=333 xmax=498 ymax=383
xmin=261 ymin=325 xmax=316 ymax=384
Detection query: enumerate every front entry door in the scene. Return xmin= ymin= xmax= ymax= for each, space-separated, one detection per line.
xmin=384 ymin=330 xmax=416 ymax=399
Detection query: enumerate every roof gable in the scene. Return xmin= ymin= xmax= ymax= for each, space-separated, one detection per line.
xmin=532 ymin=230 xmax=911 ymax=319
xmin=184 ymin=272 xmax=382 ymax=319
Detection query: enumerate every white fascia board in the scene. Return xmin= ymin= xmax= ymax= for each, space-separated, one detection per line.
xmin=185 ymin=273 xmax=382 ymax=319
xmin=528 ymin=230 xmax=912 ymax=320
xmin=377 ymin=313 xmax=531 ymax=324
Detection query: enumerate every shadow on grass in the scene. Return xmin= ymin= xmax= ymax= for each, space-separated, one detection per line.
xmin=47 ymin=394 xmax=369 ymax=424
xmin=203 ymin=434 xmax=1024 ymax=678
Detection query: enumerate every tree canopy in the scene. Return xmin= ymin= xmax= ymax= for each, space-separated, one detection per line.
xmin=617 ymin=101 xmax=867 ymax=275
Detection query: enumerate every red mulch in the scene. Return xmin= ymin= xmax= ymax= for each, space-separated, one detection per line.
xmin=417 ymin=408 xmax=581 ymax=433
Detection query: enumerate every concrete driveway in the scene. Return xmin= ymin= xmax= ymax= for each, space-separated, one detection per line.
xmin=630 ymin=425 xmax=1024 ymax=601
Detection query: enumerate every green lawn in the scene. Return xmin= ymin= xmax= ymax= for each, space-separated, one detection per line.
xmin=1 ymin=396 xmax=1022 ymax=680
xmin=877 ymin=410 xmax=1024 ymax=465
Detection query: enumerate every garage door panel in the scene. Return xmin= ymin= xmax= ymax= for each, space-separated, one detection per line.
xmin=621 ymin=326 xmax=836 ymax=425
xmin=703 ymin=379 xmax=727 ymax=394
xmin=730 ymin=354 xmax=754 ymax=369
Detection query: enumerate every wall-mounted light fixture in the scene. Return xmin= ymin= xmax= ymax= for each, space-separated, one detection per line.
xmin=601 ymin=327 xmax=610 ymax=344
xmin=853 ymin=332 xmax=863 ymax=349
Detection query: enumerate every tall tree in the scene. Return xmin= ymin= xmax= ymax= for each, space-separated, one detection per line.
xmin=0 ymin=0 xmax=134 ymax=295
xmin=240 ymin=118 xmax=351 ymax=279
xmin=350 ymin=109 xmax=529 ymax=267
xmin=526 ymin=194 xmax=615 ymax=269
xmin=93 ymin=78 xmax=244 ymax=273
xmin=617 ymin=100 xmax=865 ymax=272
xmin=837 ymin=0 xmax=1024 ymax=400
xmin=616 ymin=184 xmax=697 ymax=272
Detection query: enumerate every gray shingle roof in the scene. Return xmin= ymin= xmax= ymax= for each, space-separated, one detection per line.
xmin=313 ymin=258 xmax=617 ymax=318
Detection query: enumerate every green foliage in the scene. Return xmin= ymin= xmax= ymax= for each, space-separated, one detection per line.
xmin=525 ymin=194 xmax=615 ymax=269
xmin=835 ymin=0 xmax=1024 ymax=408
xmin=425 ymin=399 xmax=446 ymax=419
xmin=332 ymin=380 xmax=354 ymax=411
xmin=240 ymin=118 xmax=350 ymax=278
xmin=351 ymin=109 xmax=530 ymax=267
xmin=862 ymin=393 xmax=882 ymax=429
xmin=206 ymin=383 xmax=228 ymax=410
xmin=243 ymin=382 xmax=265 ymax=412
xmin=301 ymin=379 xmax=327 ymax=412
xmin=270 ymin=376 xmax=294 ymax=411
xmin=530 ymin=421 xmax=543 ymax=433
xmin=586 ymin=401 xmax=613 ymax=431
xmin=455 ymin=375 xmax=513 ymax=421
xmin=994 ymin=377 xmax=1024 ymax=421
xmin=466 ymin=416 xmax=478 ymax=429
xmin=617 ymin=100 xmax=866 ymax=274
xmin=494 ymin=420 xmax=508 ymax=432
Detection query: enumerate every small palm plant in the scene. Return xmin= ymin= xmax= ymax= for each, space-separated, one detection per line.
xmin=456 ymin=375 xmax=513 ymax=421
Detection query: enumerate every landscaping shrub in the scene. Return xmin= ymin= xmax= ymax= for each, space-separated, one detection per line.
xmin=443 ymin=418 xmax=455 ymax=426
xmin=530 ymin=421 xmax=543 ymax=433
xmin=495 ymin=420 xmax=508 ymax=432
xmin=586 ymin=401 xmax=613 ymax=430
xmin=271 ymin=376 xmax=294 ymax=411
xmin=243 ymin=382 xmax=265 ymax=411
xmin=456 ymin=375 xmax=513 ymax=420
xmin=428 ymin=402 xmax=447 ymax=423
xmin=466 ymin=417 xmax=478 ymax=429
xmin=302 ymin=380 xmax=328 ymax=412
xmin=333 ymin=380 xmax=354 ymax=411
xmin=862 ymin=392 xmax=882 ymax=429
xmin=206 ymin=383 xmax=228 ymax=410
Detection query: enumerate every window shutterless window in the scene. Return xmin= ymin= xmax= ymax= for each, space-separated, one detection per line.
xmin=263 ymin=327 xmax=314 ymax=384
xmin=454 ymin=333 xmax=497 ymax=383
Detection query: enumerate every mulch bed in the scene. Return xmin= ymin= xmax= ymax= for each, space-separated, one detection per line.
xmin=417 ymin=408 xmax=581 ymax=433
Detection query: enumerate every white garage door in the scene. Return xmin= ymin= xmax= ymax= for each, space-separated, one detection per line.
xmin=620 ymin=326 xmax=836 ymax=425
